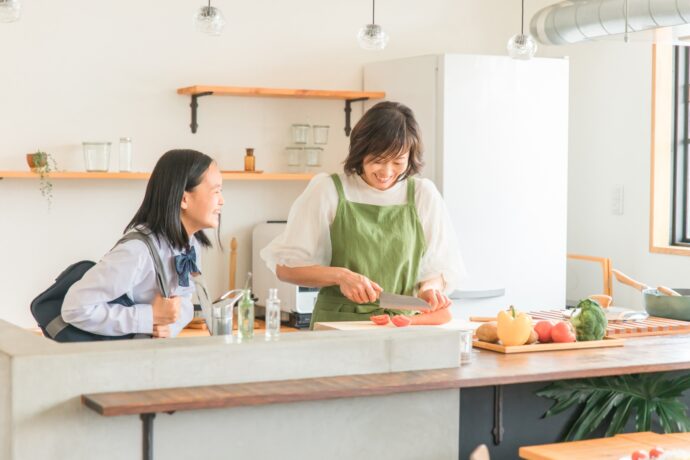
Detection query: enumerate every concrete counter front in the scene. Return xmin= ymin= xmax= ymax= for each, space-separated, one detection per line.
xmin=0 ymin=320 xmax=462 ymax=460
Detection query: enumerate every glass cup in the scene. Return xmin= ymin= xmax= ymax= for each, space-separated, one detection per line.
xmin=459 ymin=329 xmax=474 ymax=364
xmin=291 ymin=124 xmax=310 ymax=144
xmin=82 ymin=142 xmax=111 ymax=172
xmin=286 ymin=147 xmax=303 ymax=171
xmin=304 ymin=146 xmax=323 ymax=167
xmin=313 ymin=125 xmax=329 ymax=145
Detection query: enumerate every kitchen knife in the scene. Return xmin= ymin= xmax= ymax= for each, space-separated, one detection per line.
xmin=379 ymin=292 xmax=432 ymax=311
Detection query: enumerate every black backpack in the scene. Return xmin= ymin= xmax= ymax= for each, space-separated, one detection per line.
xmin=31 ymin=231 xmax=170 ymax=342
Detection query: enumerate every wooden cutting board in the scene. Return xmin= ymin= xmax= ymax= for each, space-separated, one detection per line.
xmin=473 ymin=338 xmax=625 ymax=354
xmin=529 ymin=310 xmax=690 ymax=338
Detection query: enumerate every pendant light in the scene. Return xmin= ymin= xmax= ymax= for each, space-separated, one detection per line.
xmin=357 ymin=0 xmax=389 ymax=51
xmin=194 ymin=0 xmax=226 ymax=36
xmin=0 ymin=0 xmax=21 ymax=23
xmin=507 ymin=0 xmax=537 ymax=60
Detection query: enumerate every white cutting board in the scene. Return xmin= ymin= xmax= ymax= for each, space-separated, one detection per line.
xmin=313 ymin=318 xmax=480 ymax=332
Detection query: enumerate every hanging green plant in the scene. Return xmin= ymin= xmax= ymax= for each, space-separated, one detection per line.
xmin=537 ymin=373 xmax=690 ymax=441
xmin=25 ymin=150 xmax=58 ymax=207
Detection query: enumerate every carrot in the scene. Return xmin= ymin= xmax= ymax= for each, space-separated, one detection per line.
xmin=408 ymin=307 xmax=452 ymax=325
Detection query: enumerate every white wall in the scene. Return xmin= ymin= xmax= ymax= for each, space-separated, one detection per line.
xmin=0 ymin=0 xmax=521 ymax=327
xmin=529 ymin=0 xmax=690 ymax=308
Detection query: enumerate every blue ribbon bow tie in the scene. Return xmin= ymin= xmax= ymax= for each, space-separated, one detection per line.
xmin=174 ymin=247 xmax=199 ymax=287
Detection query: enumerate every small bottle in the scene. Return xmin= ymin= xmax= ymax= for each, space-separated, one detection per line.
xmin=118 ymin=137 xmax=132 ymax=172
xmin=244 ymin=148 xmax=255 ymax=172
xmin=237 ymin=289 xmax=254 ymax=341
xmin=265 ymin=288 xmax=281 ymax=341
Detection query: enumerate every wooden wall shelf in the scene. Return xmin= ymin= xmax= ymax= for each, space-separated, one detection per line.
xmin=0 ymin=171 xmax=314 ymax=181
xmin=176 ymin=85 xmax=386 ymax=135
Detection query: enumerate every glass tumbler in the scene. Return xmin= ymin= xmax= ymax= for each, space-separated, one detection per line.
xmin=304 ymin=147 xmax=323 ymax=167
xmin=82 ymin=142 xmax=112 ymax=172
xmin=313 ymin=125 xmax=329 ymax=145
xmin=291 ymin=124 xmax=310 ymax=144
xmin=459 ymin=329 xmax=474 ymax=364
xmin=286 ymin=147 xmax=303 ymax=172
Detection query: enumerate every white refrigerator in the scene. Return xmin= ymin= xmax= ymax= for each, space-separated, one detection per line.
xmin=364 ymin=54 xmax=569 ymax=318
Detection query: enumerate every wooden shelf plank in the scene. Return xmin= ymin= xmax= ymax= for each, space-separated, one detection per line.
xmin=177 ymin=85 xmax=385 ymax=100
xmin=0 ymin=171 xmax=315 ymax=181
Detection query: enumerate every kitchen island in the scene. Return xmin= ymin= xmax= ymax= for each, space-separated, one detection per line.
xmin=4 ymin=319 xmax=690 ymax=460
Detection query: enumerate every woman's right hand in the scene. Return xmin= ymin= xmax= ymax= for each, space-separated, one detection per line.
xmin=152 ymin=293 xmax=180 ymax=325
xmin=337 ymin=269 xmax=383 ymax=304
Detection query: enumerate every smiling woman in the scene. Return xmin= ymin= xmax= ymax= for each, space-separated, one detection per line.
xmin=261 ymin=101 xmax=465 ymax=329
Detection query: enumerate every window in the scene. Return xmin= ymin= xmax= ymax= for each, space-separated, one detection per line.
xmin=672 ymin=46 xmax=690 ymax=246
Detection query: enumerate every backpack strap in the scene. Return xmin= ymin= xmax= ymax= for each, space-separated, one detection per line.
xmin=116 ymin=230 xmax=170 ymax=298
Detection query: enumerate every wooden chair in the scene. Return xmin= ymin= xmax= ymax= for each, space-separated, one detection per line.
xmin=566 ymin=253 xmax=613 ymax=297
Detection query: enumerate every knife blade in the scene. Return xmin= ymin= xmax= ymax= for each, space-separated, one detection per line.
xmin=379 ymin=292 xmax=432 ymax=311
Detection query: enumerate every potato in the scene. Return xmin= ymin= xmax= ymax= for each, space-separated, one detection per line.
xmin=476 ymin=322 xmax=499 ymax=343
xmin=526 ymin=328 xmax=539 ymax=344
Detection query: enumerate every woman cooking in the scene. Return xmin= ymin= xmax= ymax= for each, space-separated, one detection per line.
xmin=261 ymin=101 xmax=464 ymax=328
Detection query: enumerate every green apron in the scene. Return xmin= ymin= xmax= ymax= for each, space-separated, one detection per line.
xmin=310 ymin=174 xmax=426 ymax=328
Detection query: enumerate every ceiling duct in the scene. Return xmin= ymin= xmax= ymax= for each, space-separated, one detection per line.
xmin=530 ymin=0 xmax=690 ymax=45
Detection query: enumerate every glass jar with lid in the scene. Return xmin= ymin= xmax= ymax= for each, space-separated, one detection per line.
xmin=291 ymin=124 xmax=310 ymax=144
xmin=82 ymin=142 xmax=111 ymax=172
xmin=304 ymin=146 xmax=323 ymax=168
xmin=285 ymin=147 xmax=303 ymax=171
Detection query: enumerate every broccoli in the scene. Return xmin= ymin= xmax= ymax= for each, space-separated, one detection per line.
xmin=570 ymin=298 xmax=608 ymax=341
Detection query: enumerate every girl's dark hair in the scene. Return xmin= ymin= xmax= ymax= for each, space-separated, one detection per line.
xmin=126 ymin=149 xmax=218 ymax=250
xmin=344 ymin=101 xmax=424 ymax=179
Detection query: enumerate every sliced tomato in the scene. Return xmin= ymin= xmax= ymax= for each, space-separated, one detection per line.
xmin=649 ymin=447 xmax=664 ymax=459
xmin=632 ymin=450 xmax=649 ymax=460
xmin=370 ymin=314 xmax=390 ymax=326
xmin=391 ymin=315 xmax=412 ymax=327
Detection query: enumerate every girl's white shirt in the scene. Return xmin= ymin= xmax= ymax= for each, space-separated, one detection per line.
xmin=62 ymin=229 xmax=198 ymax=337
xmin=261 ymin=173 xmax=466 ymax=293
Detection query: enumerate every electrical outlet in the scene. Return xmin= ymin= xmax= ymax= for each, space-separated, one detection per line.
xmin=611 ymin=185 xmax=624 ymax=215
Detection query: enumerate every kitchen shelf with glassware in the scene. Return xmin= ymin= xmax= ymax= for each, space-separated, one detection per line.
xmin=176 ymin=85 xmax=385 ymax=135
xmin=0 ymin=170 xmax=315 ymax=181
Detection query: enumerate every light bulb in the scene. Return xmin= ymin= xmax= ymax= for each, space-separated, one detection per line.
xmin=507 ymin=33 xmax=537 ymax=60
xmin=0 ymin=0 xmax=21 ymax=23
xmin=194 ymin=5 xmax=225 ymax=36
xmin=357 ymin=24 xmax=389 ymax=50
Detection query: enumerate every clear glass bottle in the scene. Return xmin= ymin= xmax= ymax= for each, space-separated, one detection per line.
xmin=244 ymin=148 xmax=255 ymax=172
xmin=118 ymin=137 xmax=132 ymax=172
xmin=237 ymin=289 xmax=254 ymax=341
xmin=265 ymin=288 xmax=281 ymax=341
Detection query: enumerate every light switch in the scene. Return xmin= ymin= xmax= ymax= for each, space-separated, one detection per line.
xmin=611 ymin=185 xmax=624 ymax=215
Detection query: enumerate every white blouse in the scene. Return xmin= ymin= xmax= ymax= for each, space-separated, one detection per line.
xmin=261 ymin=173 xmax=466 ymax=293
xmin=62 ymin=230 xmax=197 ymax=337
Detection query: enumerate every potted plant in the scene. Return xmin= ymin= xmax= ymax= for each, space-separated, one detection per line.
xmin=25 ymin=150 xmax=58 ymax=207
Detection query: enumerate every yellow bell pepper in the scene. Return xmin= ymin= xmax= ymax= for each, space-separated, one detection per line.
xmin=497 ymin=306 xmax=533 ymax=346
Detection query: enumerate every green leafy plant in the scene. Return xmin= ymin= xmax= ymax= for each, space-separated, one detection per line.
xmin=537 ymin=373 xmax=690 ymax=441
xmin=26 ymin=150 xmax=58 ymax=207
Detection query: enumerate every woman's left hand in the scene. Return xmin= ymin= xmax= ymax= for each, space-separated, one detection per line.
xmin=152 ymin=325 xmax=171 ymax=338
xmin=418 ymin=289 xmax=451 ymax=311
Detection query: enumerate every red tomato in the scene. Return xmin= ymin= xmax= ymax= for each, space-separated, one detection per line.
xmin=632 ymin=450 xmax=649 ymax=460
xmin=550 ymin=321 xmax=576 ymax=343
xmin=534 ymin=320 xmax=555 ymax=343
xmin=370 ymin=314 xmax=390 ymax=326
xmin=391 ymin=315 xmax=412 ymax=327
xmin=649 ymin=447 xmax=664 ymax=459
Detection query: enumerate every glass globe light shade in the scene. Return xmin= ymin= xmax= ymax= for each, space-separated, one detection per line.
xmin=194 ymin=5 xmax=225 ymax=36
xmin=357 ymin=24 xmax=389 ymax=50
xmin=0 ymin=0 xmax=21 ymax=23
xmin=507 ymin=33 xmax=537 ymax=60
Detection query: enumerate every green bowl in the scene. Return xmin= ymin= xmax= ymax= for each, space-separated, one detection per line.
xmin=643 ymin=288 xmax=690 ymax=321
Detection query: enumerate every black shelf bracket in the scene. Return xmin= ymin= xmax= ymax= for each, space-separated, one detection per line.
xmin=492 ymin=385 xmax=505 ymax=445
xmin=344 ymin=97 xmax=370 ymax=136
xmin=189 ymin=92 xmax=214 ymax=134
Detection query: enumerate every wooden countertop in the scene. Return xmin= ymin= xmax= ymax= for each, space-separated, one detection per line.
xmin=83 ymin=335 xmax=690 ymax=416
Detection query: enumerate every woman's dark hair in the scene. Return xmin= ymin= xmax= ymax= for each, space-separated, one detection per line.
xmin=126 ymin=149 xmax=218 ymax=250
xmin=344 ymin=101 xmax=424 ymax=179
